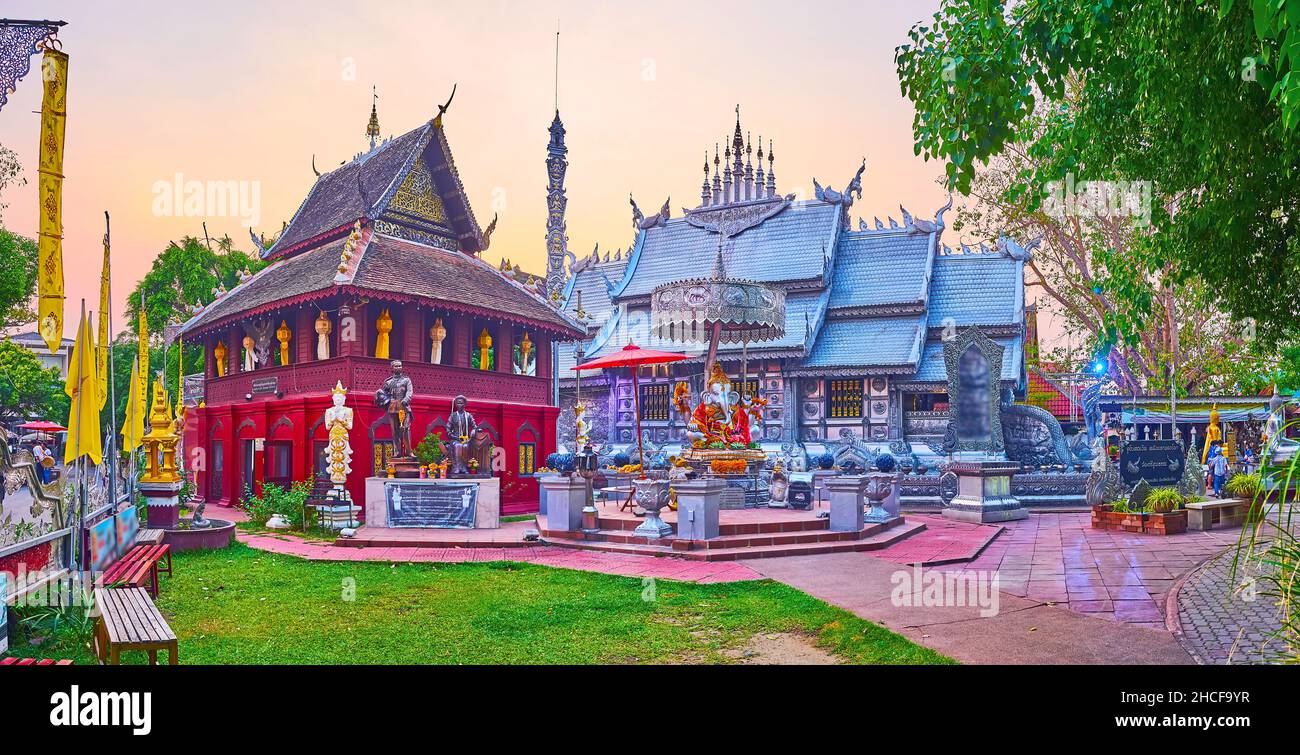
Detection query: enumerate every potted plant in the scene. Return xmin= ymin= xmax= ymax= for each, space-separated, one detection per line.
xmin=1224 ymin=472 xmax=1265 ymax=521
xmin=1143 ymin=487 xmax=1188 ymax=535
xmin=415 ymin=432 xmax=445 ymax=470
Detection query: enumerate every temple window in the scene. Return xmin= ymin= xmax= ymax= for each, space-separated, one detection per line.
xmin=374 ymin=307 xmax=396 ymax=360
xmin=472 ymin=325 xmax=495 ymax=370
xmin=276 ymin=319 xmax=293 ymax=366
xmin=518 ymin=442 xmax=536 ymax=474
xmin=738 ymin=377 xmax=760 ymax=399
xmin=428 ymin=313 xmax=449 ymax=365
xmin=513 ymin=331 xmax=536 ymax=376
xmin=827 ymin=379 xmax=865 ymax=419
xmin=640 ymin=383 xmax=671 ymax=421
xmin=372 ymin=440 xmax=394 ymax=476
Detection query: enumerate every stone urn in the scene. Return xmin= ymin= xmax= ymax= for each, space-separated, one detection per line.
xmin=862 ymin=472 xmax=895 ymax=524
xmin=632 ymin=479 xmax=673 ymax=539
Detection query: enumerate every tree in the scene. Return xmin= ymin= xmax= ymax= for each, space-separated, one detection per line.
xmin=896 ymin=0 xmax=1300 ymax=345
xmin=125 ymin=235 xmax=265 ymax=340
xmin=0 ymin=142 xmax=23 ymax=224
xmin=0 ymin=229 xmax=38 ymax=331
xmin=0 ymin=340 xmax=69 ymax=422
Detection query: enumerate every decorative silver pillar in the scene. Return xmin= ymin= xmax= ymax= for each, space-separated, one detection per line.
xmin=674 ymin=478 xmax=724 ymax=540
xmin=942 ymin=458 xmax=1028 ymax=523
xmin=540 ymin=475 xmax=587 ymax=531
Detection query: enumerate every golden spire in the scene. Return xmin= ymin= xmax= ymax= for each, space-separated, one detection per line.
xmin=366 ymin=86 xmax=381 ymax=150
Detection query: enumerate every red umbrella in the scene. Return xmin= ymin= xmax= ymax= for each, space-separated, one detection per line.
xmin=572 ymin=344 xmax=688 ymax=475
xmin=18 ymin=420 xmax=68 ymax=432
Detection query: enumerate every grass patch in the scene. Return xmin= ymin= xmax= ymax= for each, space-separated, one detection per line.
xmin=5 ymin=542 xmax=953 ymax=665
xmin=499 ymin=514 xmax=537 ymax=523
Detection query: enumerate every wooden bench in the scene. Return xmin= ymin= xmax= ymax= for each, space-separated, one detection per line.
xmin=101 ymin=544 xmax=172 ymax=598
xmin=0 ymin=657 xmax=74 ymax=665
xmin=92 ymin=588 xmax=177 ymax=665
xmin=1185 ymin=499 xmax=1247 ymax=531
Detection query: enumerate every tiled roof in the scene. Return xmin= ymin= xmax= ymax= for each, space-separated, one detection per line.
xmin=828 ymin=229 xmax=934 ymax=310
xmin=926 ymin=252 xmax=1024 ymax=327
xmin=912 ymin=337 xmax=1023 ymax=383
xmin=796 ymin=314 xmax=926 ymax=369
xmin=179 ymin=240 xmax=348 ymax=334
xmin=352 ymin=235 xmax=582 ymax=334
xmin=612 ymin=200 xmax=841 ymax=299
xmin=1027 ymin=365 xmax=1080 ymax=419
xmin=181 ymin=234 xmax=582 ymax=337
xmin=267 ymin=125 xmax=432 ymax=256
xmin=562 ymin=257 xmax=626 ymax=324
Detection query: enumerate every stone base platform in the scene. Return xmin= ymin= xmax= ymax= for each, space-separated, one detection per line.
xmin=335 ymin=519 xmax=536 ymax=549
xmin=537 ymin=506 xmax=924 ymax=561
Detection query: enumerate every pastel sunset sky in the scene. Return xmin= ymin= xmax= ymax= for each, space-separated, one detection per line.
xmin=0 ymin=0 xmax=1066 ymax=349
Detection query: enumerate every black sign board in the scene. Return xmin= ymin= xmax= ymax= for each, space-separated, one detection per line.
xmin=250 ymin=376 xmax=279 ymax=395
xmin=1119 ymin=440 xmax=1184 ymax=487
xmin=386 ymin=482 xmax=477 ymax=528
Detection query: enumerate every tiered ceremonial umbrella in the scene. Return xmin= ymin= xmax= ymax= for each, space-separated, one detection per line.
xmin=572 ymin=344 xmax=688 ymax=475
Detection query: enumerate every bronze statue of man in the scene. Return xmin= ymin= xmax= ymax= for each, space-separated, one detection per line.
xmin=447 ymin=394 xmax=492 ymax=475
xmin=375 ymin=360 xmax=415 ymax=458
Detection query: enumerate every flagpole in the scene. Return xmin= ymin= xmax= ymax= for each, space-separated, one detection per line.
xmin=76 ymin=299 xmax=87 ymax=571
xmin=104 ymin=212 xmax=118 ymax=509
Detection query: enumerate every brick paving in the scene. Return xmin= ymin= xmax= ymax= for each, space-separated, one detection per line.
xmin=906 ymin=513 xmax=1238 ymax=628
xmin=1174 ymin=546 xmax=1289 ymax=664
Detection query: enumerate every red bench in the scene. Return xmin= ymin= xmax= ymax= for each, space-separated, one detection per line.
xmin=0 ymin=657 xmax=74 ymax=666
xmin=101 ymin=544 xmax=172 ymax=598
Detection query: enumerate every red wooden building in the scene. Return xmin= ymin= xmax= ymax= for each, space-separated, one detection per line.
xmin=179 ymin=107 xmax=582 ymax=514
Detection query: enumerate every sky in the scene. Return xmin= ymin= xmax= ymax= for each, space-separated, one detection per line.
xmin=0 ymin=0 xmax=1066 ymax=349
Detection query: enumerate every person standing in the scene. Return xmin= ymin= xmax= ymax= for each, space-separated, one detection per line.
xmin=31 ymin=441 xmax=49 ymax=484
xmin=1209 ymin=445 xmax=1229 ymax=497
xmin=1242 ymin=446 xmax=1256 ymax=475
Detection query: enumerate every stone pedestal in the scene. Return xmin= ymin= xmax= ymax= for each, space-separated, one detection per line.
xmin=674 ymin=478 xmax=725 ymax=540
xmin=811 ymin=469 xmax=840 ymax=503
xmin=942 ymin=458 xmax=1028 ymax=523
xmin=632 ymin=479 xmax=673 ymax=538
xmin=364 ymin=476 xmax=500 ymax=528
xmin=139 ymin=479 xmax=181 ymax=529
xmin=826 ymin=475 xmax=865 ymax=533
xmin=540 ymin=475 xmax=586 ymax=532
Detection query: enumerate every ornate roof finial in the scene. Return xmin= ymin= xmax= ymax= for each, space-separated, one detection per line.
xmin=766 ymin=139 xmax=776 ymax=197
xmin=712 ymin=233 xmax=728 ymax=279
xmin=366 ymin=86 xmax=381 ymax=151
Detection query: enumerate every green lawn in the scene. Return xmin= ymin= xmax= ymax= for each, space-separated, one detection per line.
xmin=7 ymin=543 xmax=953 ymax=665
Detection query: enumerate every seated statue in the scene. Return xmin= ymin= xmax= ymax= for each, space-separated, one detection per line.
xmin=447 ymin=394 xmax=493 ymax=476
xmin=672 ymin=363 xmax=753 ymax=448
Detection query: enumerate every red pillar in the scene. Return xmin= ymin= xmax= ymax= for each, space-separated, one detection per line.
xmin=496 ymin=322 xmax=512 ymax=374
xmin=295 ymin=308 xmax=314 ymax=364
xmin=451 ymin=315 xmax=470 ymax=368
xmin=403 ymin=302 xmax=422 ymax=363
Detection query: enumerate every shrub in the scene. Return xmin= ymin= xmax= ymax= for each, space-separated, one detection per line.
xmin=240 ymin=480 xmax=313 ymax=527
xmin=1224 ymin=472 xmax=1263 ymax=501
xmin=874 ymin=453 xmax=896 ymax=474
xmin=414 ymin=432 xmax=445 ymax=466
xmin=815 ymin=453 xmax=835 ymax=470
xmin=1146 ymin=488 xmax=1183 ymax=514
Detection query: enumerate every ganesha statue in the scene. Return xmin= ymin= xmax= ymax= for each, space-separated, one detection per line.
xmin=673 ymin=363 xmax=763 ymax=448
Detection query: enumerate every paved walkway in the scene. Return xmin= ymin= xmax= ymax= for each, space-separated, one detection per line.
xmin=742 ymin=551 xmax=1194 ymax=664
xmin=236 ymin=532 xmax=763 ymax=584
xmin=928 ymin=512 xmax=1237 ymax=628
xmin=1174 ymin=545 xmax=1288 ymax=664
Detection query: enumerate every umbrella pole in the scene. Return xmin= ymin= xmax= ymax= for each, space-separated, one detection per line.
xmin=632 ymin=367 xmax=645 ymax=478
xmin=704 ymin=322 xmax=722 ymax=380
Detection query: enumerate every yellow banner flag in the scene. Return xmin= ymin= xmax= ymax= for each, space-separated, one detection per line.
xmin=120 ymin=356 xmax=145 ymax=452
xmin=64 ymin=308 xmax=103 ymax=466
xmin=36 ymin=48 xmax=68 ymax=354
xmin=96 ymin=227 xmax=111 ymax=409
xmin=138 ymin=293 xmax=149 ymax=403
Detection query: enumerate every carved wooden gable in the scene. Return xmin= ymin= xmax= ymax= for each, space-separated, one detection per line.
xmin=375 ymin=158 xmax=459 ymax=251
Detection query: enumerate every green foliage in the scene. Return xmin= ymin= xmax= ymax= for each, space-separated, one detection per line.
xmin=896 ymin=0 xmax=1300 ymax=345
xmin=0 ymin=229 xmax=37 ymax=331
xmin=469 ymin=347 xmax=494 ymax=371
xmin=1224 ymin=472 xmax=1264 ymax=500
xmin=239 ymin=480 xmax=312 ymax=528
xmin=125 ymin=235 xmax=265 ymax=345
xmin=5 ymin=542 xmax=955 ymax=665
xmin=0 ymin=340 xmax=69 ymax=422
xmin=414 ymin=432 xmax=445 ymax=466
xmin=1145 ymin=487 xmax=1184 ymax=514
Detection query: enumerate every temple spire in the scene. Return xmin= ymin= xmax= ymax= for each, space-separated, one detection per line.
xmin=544 ymin=108 xmax=569 ymax=305
xmin=366 ymin=86 xmax=380 ymax=151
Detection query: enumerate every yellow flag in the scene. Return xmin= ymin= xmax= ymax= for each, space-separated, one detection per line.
xmin=138 ymin=293 xmax=149 ymax=406
xmin=36 ymin=48 xmax=69 ymax=354
xmin=120 ymin=356 xmax=145 ymax=451
xmin=64 ymin=309 xmax=103 ymax=466
xmin=96 ymin=229 xmax=111 ymax=409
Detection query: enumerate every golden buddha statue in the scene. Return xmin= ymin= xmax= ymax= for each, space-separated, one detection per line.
xmin=276 ymin=319 xmax=292 ymax=365
xmin=429 ymin=317 xmax=447 ymax=363
xmin=213 ymin=340 xmax=227 ymax=377
xmin=375 ymin=308 xmax=393 ymax=359
xmin=517 ymin=331 xmax=533 ymax=375
xmin=1202 ymin=403 xmax=1223 ymax=464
